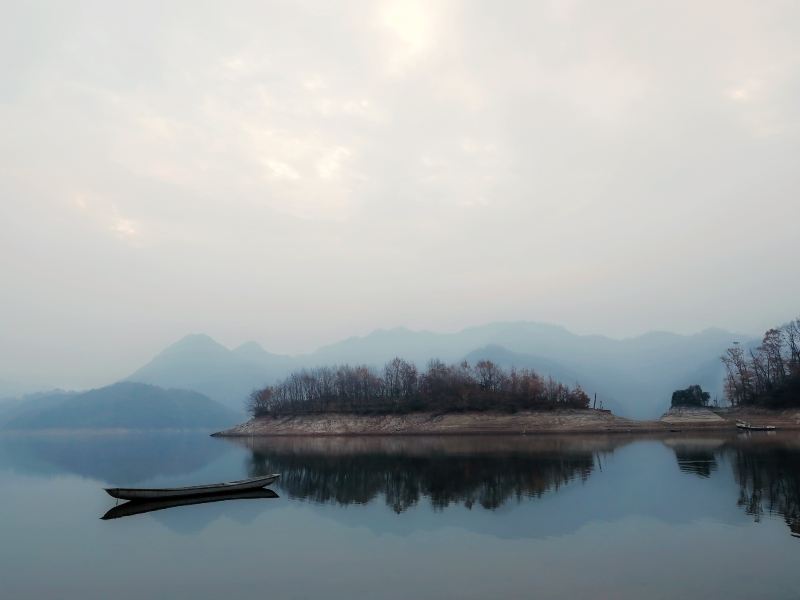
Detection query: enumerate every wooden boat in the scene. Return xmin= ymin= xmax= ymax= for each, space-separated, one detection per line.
xmin=105 ymin=474 xmax=280 ymax=501
xmin=736 ymin=421 xmax=776 ymax=431
xmin=102 ymin=489 xmax=279 ymax=520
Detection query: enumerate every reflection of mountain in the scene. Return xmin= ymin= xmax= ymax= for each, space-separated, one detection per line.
xmin=238 ymin=436 xmax=624 ymax=513
xmin=144 ymin=489 xmax=280 ymax=535
xmin=668 ymin=435 xmax=800 ymax=539
xmin=0 ymin=433 xmax=229 ymax=485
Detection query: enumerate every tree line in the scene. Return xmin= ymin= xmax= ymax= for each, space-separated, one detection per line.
xmin=722 ymin=317 xmax=800 ymax=407
xmin=671 ymin=384 xmax=711 ymax=408
xmin=248 ymin=358 xmax=591 ymax=417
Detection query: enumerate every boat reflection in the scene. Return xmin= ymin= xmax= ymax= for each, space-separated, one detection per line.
xmin=102 ymin=488 xmax=279 ymax=520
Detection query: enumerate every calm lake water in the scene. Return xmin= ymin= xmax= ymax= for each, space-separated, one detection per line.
xmin=0 ymin=432 xmax=798 ymax=599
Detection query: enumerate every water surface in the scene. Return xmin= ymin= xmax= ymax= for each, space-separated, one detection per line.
xmin=0 ymin=432 xmax=798 ymax=599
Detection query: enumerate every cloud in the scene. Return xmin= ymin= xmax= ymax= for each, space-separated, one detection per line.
xmin=379 ymin=0 xmax=436 ymax=70
xmin=317 ymin=146 xmax=352 ymax=180
xmin=112 ymin=218 xmax=138 ymax=239
xmin=1 ymin=0 xmax=799 ymax=385
xmin=262 ymin=159 xmax=301 ymax=181
xmin=68 ymin=193 xmax=143 ymax=245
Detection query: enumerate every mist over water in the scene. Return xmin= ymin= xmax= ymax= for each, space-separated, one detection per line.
xmin=3 ymin=2 xmax=799 ymax=598
xmin=1 ymin=432 xmax=799 ymax=599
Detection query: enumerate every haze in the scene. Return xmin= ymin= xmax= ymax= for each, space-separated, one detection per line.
xmin=2 ymin=1 xmax=798 ymax=389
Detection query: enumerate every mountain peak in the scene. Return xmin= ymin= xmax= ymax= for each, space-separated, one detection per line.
xmin=232 ymin=340 xmax=279 ymax=362
xmin=175 ymin=332 xmax=222 ymax=345
xmin=162 ymin=334 xmax=229 ymax=355
xmin=233 ymin=341 xmax=265 ymax=353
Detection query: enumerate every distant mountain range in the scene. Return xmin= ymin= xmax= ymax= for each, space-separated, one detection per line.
xmin=127 ymin=334 xmax=294 ymax=414
xmin=0 ymin=382 xmax=239 ymax=431
xmin=126 ymin=323 xmax=753 ymax=418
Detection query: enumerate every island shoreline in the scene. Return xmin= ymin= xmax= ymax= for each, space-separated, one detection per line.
xmin=212 ymin=407 xmax=800 ymax=437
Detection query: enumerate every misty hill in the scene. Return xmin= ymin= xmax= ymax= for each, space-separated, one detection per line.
xmin=311 ymin=323 xmax=747 ymax=418
xmin=1 ymin=382 xmax=238 ymax=431
xmin=0 ymin=389 xmax=80 ymax=429
xmin=125 ymin=322 xmax=752 ymax=418
xmin=126 ymin=334 xmax=290 ymax=413
xmin=461 ymin=345 xmax=611 ymax=408
xmin=0 ymin=378 xmax=48 ymax=400
xmin=463 ymin=345 xmax=583 ymax=384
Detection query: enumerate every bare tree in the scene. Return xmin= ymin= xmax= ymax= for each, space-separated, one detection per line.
xmin=247 ymin=357 xmax=592 ymax=416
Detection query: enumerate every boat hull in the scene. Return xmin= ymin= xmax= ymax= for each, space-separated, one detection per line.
xmin=105 ymin=474 xmax=280 ymax=500
xmin=736 ymin=422 xmax=776 ymax=431
xmin=102 ymin=489 xmax=279 ymax=520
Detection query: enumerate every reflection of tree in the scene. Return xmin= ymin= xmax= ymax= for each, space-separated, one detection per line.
xmin=668 ymin=436 xmax=800 ymax=539
xmin=674 ymin=448 xmax=718 ymax=478
xmin=240 ymin=436 xmax=620 ymax=513
xmin=731 ymin=445 xmax=800 ymax=538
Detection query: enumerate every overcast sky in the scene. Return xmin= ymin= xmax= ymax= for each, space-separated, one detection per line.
xmin=2 ymin=0 xmax=799 ymax=388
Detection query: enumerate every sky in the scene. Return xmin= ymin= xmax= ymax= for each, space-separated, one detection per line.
xmin=1 ymin=0 xmax=799 ymax=389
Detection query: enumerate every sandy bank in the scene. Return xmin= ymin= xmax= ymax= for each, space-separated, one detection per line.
xmin=214 ymin=409 xmax=663 ymax=436
xmin=659 ymin=406 xmax=800 ymax=430
xmin=213 ymin=406 xmax=800 ymax=437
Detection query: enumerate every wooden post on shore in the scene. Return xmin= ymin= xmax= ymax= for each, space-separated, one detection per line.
xmin=593 ymin=393 xmax=597 ymax=409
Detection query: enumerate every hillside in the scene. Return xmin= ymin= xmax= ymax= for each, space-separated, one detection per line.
xmin=126 ymin=334 xmax=276 ymax=412
xmin=1 ymin=382 xmax=238 ymax=431
xmin=125 ymin=323 xmax=753 ymax=418
xmin=307 ymin=324 xmax=748 ymax=418
xmin=0 ymin=389 xmax=79 ymax=428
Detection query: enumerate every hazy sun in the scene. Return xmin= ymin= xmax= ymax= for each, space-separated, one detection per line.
xmin=380 ymin=0 xmax=433 ymax=56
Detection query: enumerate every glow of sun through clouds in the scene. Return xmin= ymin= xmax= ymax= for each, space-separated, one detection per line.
xmin=379 ymin=0 xmax=435 ymax=72
xmin=727 ymin=79 xmax=762 ymax=103
xmin=316 ymin=146 xmax=351 ymax=180
xmin=113 ymin=218 xmax=138 ymax=239
xmin=262 ymin=158 xmax=301 ymax=181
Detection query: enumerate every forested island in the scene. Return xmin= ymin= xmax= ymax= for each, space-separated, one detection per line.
xmin=248 ymin=358 xmax=591 ymax=417
xmin=216 ymin=317 xmax=800 ymax=436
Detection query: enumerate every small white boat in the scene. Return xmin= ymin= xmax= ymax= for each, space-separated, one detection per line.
xmin=736 ymin=421 xmax=776 ymax=431
xmin=105 ymin=474 xmax=280 ymax=501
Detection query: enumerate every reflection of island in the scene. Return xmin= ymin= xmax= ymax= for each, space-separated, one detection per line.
xmin=236 ymin=436 xmax=626 ymax=513
xmin=663 ymin=438 xmax=726 ymax=479
xmin=674 ymin=448 xmax=718 ymax=478
xmin=667 ymin=434 xmax=800 ymax=538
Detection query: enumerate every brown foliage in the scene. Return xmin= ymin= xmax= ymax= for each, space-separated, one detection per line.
xmin=249 ymin=358 xmax=591 ymax=417
xmin=722 ymin=317 xmax=800 ymax=407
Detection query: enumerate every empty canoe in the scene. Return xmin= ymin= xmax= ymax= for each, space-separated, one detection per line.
xmin=105 ymin=474 xmax=280 ymax=501
xmin=736 ymin=422 xmax=776 ymax=431
xmin=102 ymin=489 xmax=279 ymax=520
